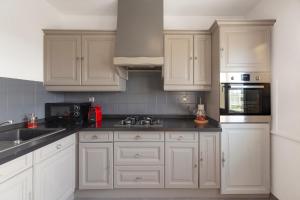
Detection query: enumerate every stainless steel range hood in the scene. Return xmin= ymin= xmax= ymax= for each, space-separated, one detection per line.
xmin=113 ymin=0 xmax=164 ymax=67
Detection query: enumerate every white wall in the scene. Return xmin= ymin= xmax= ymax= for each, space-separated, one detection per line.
xmin=0 ymin=0 xmax=62 ymax=81
xmin=247 ymin=0 xmax=300 ymax=199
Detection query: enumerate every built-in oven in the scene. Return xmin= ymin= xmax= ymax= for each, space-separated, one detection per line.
xmin=220 ymin=72 xmax=271 ymax=123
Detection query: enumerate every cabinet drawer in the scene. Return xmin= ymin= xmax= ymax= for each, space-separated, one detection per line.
xmin=165 ymin=132 xmax=198 ymax=142
xmin=0 ymin=153 xmax=33 ymax=184
xmin=79 ymin=131 xmax=113 ymax=142
xmin=114 ymin=166 xmax=164 ymax=188
xmin=34 ymin=134 xmax=75 ymax=163
xmin=114 ymin=142 xmax=164 ymax=166
xmin=114 ymin=131 xmax=164 ymax=141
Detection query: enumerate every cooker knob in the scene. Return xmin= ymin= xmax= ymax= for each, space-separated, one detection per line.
xmin=73 ymin=112 xmax=80 ymax=117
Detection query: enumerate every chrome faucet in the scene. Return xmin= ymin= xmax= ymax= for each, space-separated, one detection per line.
xmin=0 ymin=120 xmax=13 ymax=126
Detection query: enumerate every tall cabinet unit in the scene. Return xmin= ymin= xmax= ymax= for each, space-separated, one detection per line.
xmin=221 ymin=123 xmax=270 ymax=194
xmin=164 ymin=31 xmax=211 ymax=91
xmin=43 ymin=30 xmax=126 ymax=91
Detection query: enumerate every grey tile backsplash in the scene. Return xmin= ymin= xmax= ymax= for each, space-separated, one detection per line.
xmin=64 ymin=72 xmax=203 ymax=115
xmin=0 ymin=72 xmax=203 ymax=123
xmin=0 ymin=77 xmax=64 ymax=123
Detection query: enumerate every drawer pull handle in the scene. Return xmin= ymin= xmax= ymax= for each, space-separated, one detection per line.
xmin=56 ymin=144 xmax=62 ymax=149
xmin=177 ymin=136 xmax=184 ymax=140
xmin=135 ymin=177 xmax=143 ymax=181
xmin=134 ymin=153 xmax=141 ymax=158
xmin=135 ymin=135 xmax=141 ymax=139
xmin=92 ymin=135 xmax=98 ymax=139
xmin=222 ymin=152 xmax=225 ymax=167
xmin=194 ymin=164 xmax=198 ymax=168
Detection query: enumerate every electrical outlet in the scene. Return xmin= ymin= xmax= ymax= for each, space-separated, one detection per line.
xmin=88 ymin=96 xmax=95 ymax=102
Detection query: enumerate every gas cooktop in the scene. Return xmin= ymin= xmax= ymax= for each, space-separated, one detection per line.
xmin=114 ymin=116 xmax=163 ymax=128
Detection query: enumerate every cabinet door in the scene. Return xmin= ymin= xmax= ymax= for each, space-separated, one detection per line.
xmin=79 ymin=143 xmax=113 ymax=189
xmin=34 ymin=145 xmax=75 ymax=200
xmin=0 ymin=168 xmax=32 ymax=200
xmin=194 ymin=35 xmax=211 ymax=86
xmin=199 ymin=133 xmax=220 ymax=188
xmin=220 ymin=26 xmax=271 ymax=72
xmin=82 ymin=34 xmax=120 ymax=86
xmin=164 ymin=35 xmax=194 ymax=85
xmin=165 ymin=142 xmax=198 ymax=188
xmin=44 ymin=35 xmax=81 ymax=85
xmin=221 ymin=123 xmax=270 ymax=194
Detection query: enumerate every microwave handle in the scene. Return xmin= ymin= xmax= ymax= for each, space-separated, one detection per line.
xmin=229 ymin=85 xmax=265 ymax=89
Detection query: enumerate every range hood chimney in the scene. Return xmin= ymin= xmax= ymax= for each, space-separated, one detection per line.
xmin=113 ymin=0 xmax=164 ymax=67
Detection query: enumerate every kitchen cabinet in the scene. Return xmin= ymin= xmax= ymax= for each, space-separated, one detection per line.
xmin=164 ymin=32 xmax=211 ymax=91
xmin=82 ymin=34 xmax=120 ymax=86
xmin=79 ymin=131 xmax=113 ymax=189
xmin=221 ymin=123 xmax=270 ymax=194
xmin=43 ymin=30 xmax=126 ymax=91
xmin=0 ymin=168 xmax=33 ymax=200
xmin=210 ymin=20 xmax=275 ymax=73
xmin=114 ymin=131 xmax=164 ymax=189
xmin=44 ymin=34 xmax=81 ymax=85
xmin=79 ymin=143 xmax=113 ymax=189
xmin=199 ymin=132 xmax=220 ymax=189
xmin=34 ymin=135 xmax=75 ymax=200
xmin=165 ymin=142 xmax=198 ymax=188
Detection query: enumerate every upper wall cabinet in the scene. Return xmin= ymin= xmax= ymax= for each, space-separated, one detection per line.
xmin=164 ymin=32 xmax=211 ymax=91
xmin=44 ymin=30 xmax=126 ymax=92
xmin=211 ymin=20 xmax=276 ymax=73
xmin=44 ymin=35 xmax=82 ymax=86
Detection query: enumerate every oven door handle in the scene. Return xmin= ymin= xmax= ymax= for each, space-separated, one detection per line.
xmin=229 ymin=85 xmax=265 ymax=89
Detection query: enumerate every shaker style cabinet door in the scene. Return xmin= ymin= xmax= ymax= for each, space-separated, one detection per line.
xmin=199 ymin=133 xmax=220 ymax=189
xmin=0 ymin=168 xmax=32 ymax=200
xmin=44 ymin=35 xmax=82 ymax=85
xmin=221 ymin=123 xmax=270 ymax=194
xmin=34 ymin=145 xmax=75 ymax=200
xmin=79 ymin=143 xmax=113 ymax=189
xmin=82 ymin=34 xmax=119 ymax=86
xmin=164 ymin=35 xmax=194 ymax=85
xmin=165 ymin=142 xmax=198 ymax=188
xmin=220 ymin=26 xmax=271 ymax=72
xmin=194 ymin=35 xmax=211 ymax=86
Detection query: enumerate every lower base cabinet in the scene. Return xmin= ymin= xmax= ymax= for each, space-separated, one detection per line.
xmin=165 ymin=142 xmax=199 ymax=188
xmin=34 ymin=139 xmax=76 ymax=200
xmin=199 ymin=133 xmax=220 ymax=188
xmin=221 ymin=123 xmax=270 ymax=194
xmin=79 ymin=143 xmax=113 ymax=189
xmin=0 ymin=168 xmax=33 ymax=200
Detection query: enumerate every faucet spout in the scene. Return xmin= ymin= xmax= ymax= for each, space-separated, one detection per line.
xmin=0 ymin=120 xmax=13 ymax=126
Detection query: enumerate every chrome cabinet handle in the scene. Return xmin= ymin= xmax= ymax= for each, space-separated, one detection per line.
xmin=134 ymin=153 xmax=141 ymax=158
xmin=222 ymin=152 xmax=225 ymax=167
xmin=190 ymin=57 xmax=193 ymax=60
xmin=135 ymin=135 xmax=141 ymax=139
xmin=92 ymin=135 xmax=98 ymax=139
xmin=177 ymin=136 xmax=184 ymax=140
xmin=56 ymin=144 xmax=62 ymax=150
xmin=194 ymin=57 xmax=198 ymax=60
xmin=194 ymin=164 xmax=198 ymax=168
xmin=135 ymin=177 xmax=142 ymax=181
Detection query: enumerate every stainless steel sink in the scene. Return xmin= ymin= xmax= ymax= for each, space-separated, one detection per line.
xmin=0 ymin=128 xmax=64 ymax=144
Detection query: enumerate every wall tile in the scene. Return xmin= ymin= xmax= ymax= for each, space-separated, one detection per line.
xmin=64 ymin=72 xmax=203 ymax=115
xmin=0 ymin=77 xmax=64 ymax=123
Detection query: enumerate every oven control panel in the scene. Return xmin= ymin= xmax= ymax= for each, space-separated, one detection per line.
xmin=221 ymin=72 xmax=270 ymax=83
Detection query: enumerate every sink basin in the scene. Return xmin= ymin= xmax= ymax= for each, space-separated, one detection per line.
xmin=0 ymin=128 xmax=64 ymax=144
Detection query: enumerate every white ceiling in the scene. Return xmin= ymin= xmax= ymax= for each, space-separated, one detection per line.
xmin=46 ymin=0 xmax=262 ymax=16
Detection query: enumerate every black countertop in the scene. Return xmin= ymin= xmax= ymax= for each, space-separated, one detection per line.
xmin=0 ymin=116 xmax=221 ymax=165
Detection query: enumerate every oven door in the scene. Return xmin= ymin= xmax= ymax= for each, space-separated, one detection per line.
xmin=220 ymin=83 xmax=270 ymax=115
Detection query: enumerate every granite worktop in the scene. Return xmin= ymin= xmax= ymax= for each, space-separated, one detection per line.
xmin=0 ymin=115 xmax=221 ymax=165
